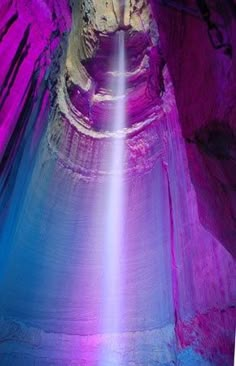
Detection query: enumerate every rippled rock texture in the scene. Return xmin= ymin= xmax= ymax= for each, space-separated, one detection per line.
xmin=0 ymin=0 xmax=235 ymax=365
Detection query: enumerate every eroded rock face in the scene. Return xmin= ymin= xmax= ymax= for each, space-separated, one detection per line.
xmin=46 ymin=0 xmax=168 ymax=180
xmin=0 ymin=1 xmax=235 ymax=366
xmin=154 ymin=0 xmax=236 ymax=256
xmin=0 ymin=0 xmax=71 ymax=158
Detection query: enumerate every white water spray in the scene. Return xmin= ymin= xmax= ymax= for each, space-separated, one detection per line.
xmin=101 ymin=30 xmax=126 ymax=362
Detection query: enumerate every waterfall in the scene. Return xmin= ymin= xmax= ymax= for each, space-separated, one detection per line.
xmin=100 ymin=30 xmax=126 ymax=363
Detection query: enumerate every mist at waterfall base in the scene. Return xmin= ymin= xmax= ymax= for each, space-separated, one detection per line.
xmin=0 ymin=9 xmax=235 ymax=366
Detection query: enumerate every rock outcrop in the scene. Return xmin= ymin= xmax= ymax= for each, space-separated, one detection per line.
xmin=0 ymin=1 xmax=235 ymax=365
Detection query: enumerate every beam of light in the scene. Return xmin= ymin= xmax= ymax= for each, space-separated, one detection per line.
xmin=100 ymin=30 xmax=126 ymax=364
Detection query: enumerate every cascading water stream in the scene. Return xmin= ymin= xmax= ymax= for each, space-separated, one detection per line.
xmin=100 ymin=30 xmax=126 ymax=363
xmin=0 ymin=3 xmax=235 ymax=364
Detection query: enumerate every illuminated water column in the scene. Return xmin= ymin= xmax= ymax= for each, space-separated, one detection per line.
xmin=101 ymin=30 xmax=126 ymax=361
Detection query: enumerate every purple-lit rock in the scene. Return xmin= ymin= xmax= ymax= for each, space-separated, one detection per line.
xmin=0 ymin=1 xmax=235 ymax=365
xmin=154 ymin=1 xmax=236 ymax=256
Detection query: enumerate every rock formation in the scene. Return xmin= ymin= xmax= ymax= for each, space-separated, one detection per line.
xmin=0 ymin=1 xmax=235 ymax=365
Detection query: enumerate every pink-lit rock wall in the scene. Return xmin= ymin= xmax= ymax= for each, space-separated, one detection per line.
xmin=154 ymin=0 xmax=236 ymax=256
xmin=0 ymin=1 xmax=235 ymax=365
xmin=0 ymin=0 xmax=71 ymax=157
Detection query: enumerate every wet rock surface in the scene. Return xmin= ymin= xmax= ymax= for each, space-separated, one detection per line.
xmin=0 ymin=1 xmax=235 ymax=365
xmin=154 ymin=0 xmax=236 ymax=255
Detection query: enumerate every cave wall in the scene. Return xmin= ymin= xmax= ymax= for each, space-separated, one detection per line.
xmin=154 ymin=0 xmax=236 ymax=256
xmin=0 ymin=1 xmax=235 ymax=365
